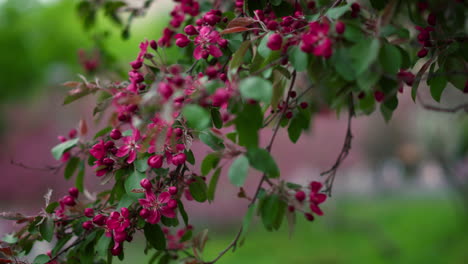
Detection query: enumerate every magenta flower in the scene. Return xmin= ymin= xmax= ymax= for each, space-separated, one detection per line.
xmin=106 ymin=208 xmax=131 ymax=233
xmin=116 ymin=129 xmax=142 ymax=164
xmin=139 ymin=191 xmax=176 ymax=224
xmin=89 ymin=140 xmax=107 ymax=160
xmin=193 ymin=26 xmax=224 ymax=60
xmin=308 ymin=181 xmax=327 ymax=216
xmin=301 ymin=22 xmax=333 ymax=58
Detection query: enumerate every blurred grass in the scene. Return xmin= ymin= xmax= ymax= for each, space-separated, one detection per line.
xmin=117 ymin=197 xmax=468 ymax=264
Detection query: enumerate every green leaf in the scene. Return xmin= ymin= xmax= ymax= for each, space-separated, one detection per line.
xmin=64 ymin=157 xmax=80 ymax=180
xmin=93 ymin=126 xmax=113 ymax=139
xmin=351 ymin=38 xmax=380 ymax=76
xmin=288 ymin=46 xmax=308 ymax=72
xmin=200 ymin=131 xmax=225 ymax=151
xmin=124 ymin=171 xmax=146 ymax=198
xmin=326 ymin=3 xmax=352 ymax=19
xmin=370 ymin=0 xmax=388 ymax=10
xmin=182 ymin=105 xmax=211 ymax=131
xmin=201 ymin=153 xmax=220 ymax=176
xmin=52 ymin=234 xmax=72 ymax=256
xmin=96 ymin=233 xmax=111 ymax=259
xmin=288 ymin=115 xmax=307 ymax=143
xmin=135 ymin=157 xmax=149 ymax=172
xmin=379 ymin=43 xmax=402 ymax=74
xmin=39 ymin=217 xmax=54 ymax=242
xmin=240 ymin=205 xmax=256 ymax=241
xmin=189 ymin=176 xmax=208 ymax=202
xmin=428 ymin=74 xmax=447 ymax=102
xmin=51 ymin=138 xmax=79 ymax=160
xmin=177 ymin=200 xmax=189 ymax=226
xmin=211 ymin=108 xmax=223 ymax=129
xmin=207 ymin=168 xmax=222 ymax=201
xmin=230 ymin=40 xmax=251 ymax=70
xmin=332 ymin=47 xmax=356 ymax=81
xmin=75 ymin=161 xmax=85 ymax=192
xmin=63 ymin=88 xmax=95 ymax=105
xmin=235 ymin=103 xmax=263 ymax=148
xmin=117 ymin=194 xmax=136 ymax=209
xmin=144 ymin=223 xmax=166 ymax=250
xmin=185 ymin=149 xmax=195 ymax=165
xmin=228 ymin=155 xmax=249 ymax=187
xmin=239 ymin=77 xmax=273 ymax=104
xmin=259 ymin=194 xmax=286 ymax=231
xmin=45 ymin=202 xmax=59 ymax=214
xmin=258 ymin=33 xmax=272 ymax=58
xmin=33 ymin=254 xmax=50 ymax=264
xmin=246 ymin=148 xmax=280 ymax=178
xmin=271 ymin=1 xmax=294 ymax=17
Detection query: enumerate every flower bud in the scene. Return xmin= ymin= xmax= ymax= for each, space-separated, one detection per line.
xmin=93 ymin=214 xmax=107 ymax=226
xmin=150 ymin=40 xmax=158 ymax=51
xmin=172 ymin=153 xmax=187 ymax=166
xmin=305 ymin=213 xmax=315 ymax=221
xmin=167 ymin=199 xmax=178 ymax=209
xmin=335 ymin=21 xmax=346 ymax=34
xmin=300 ymin=102 xmax=309 ymax=109
xmin=140 ymin=178 xmax=152 ymax=190
xmin=168 ymin=186 xmax=178 ymax=195
xmin=267 ymin=33 xmax=283 ymax=51
xmin=84 ymin=208 xmax=94 ymax=218
xmin=148 ymin=155 xmax=164 ymax=169
xmin=184 ymin=25 xmax=198 ymax=35
xmin=63 ymin=196 xmax=76 ymax=206
xmin=82 ymin=221 xmax=94 ymax=230
xmin=140 ymin=208 xmax=150 ymax=219
xmin=374 ymin=91 xmax=385 ymax=102
xmin=68 ymin=187 xmax=79 ymax=198
xmin=111 ymin=244 xmax=123 ymax=256
xmin=295 ymin=191 xmax=306 ymax=202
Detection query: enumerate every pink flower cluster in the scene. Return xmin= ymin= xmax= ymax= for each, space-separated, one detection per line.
xmin=293 ymin=181 xmax=327 ymax=221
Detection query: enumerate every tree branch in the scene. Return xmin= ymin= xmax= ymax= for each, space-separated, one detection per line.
xmin=203 ymin=71 xmax=297 ymax=264
xmin=321 ymin=94 xmax=354 ymax=196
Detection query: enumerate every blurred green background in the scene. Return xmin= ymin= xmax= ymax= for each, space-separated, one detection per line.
xmin=1 ymin=1 xmax=467 ymax=263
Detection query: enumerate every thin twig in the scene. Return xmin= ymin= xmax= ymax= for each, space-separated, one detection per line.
xmin=416 ymin=92 xmax=468 ymax=113
xmin=321 ymin=94 xmax=354 ymax=196
xmin=204 ymin=71 xmax=297 ymax=264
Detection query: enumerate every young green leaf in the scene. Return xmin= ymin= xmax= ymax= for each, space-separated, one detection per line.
xmin=189 ymin=176 xmax=208 ymax=202
xmin=288 ymin=46 xmax=308 ymax=72
xmin=124 ymin=171 xmax=145 ymax=198
xmin=39 ymin=217 xmax=54 ymax=242
xmin=64 ymin=157 xmax=80 ymax=180
xmin=51 ymin=138 xmax=79 ymax=160
xmin=428 ymin=74 xmax=448 ymax=102
xmin=182 ymin=105 xmax=211 ymax=131
xmin=246 ymin=148 xmax=280 ymax=178
xmin=239 ymin=77 xmax=273 ymax=104
xmin=228 ymin=155 xmax=249 ymax=187
xmin=201 ymin=153 xmax=220 ymax=176
xmin=207 ymin=168 xmax=222 ymax=201
xmin=144 ymin=223 xmax=166 ymax=250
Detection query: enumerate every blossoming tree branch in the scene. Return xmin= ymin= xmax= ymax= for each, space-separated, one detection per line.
xmin=1 ymin=0 xmax=467 ymax=263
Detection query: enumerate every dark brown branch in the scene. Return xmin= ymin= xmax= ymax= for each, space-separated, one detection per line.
xmin=321 ymin=94 xmax=354 ymax=196
xmin=10 ymin=159 xmax=62 ymax=174
xmin=46 ymin=236 xmax=84 ymax=264
xmin=204 ymin=71 xmax=297 ymax=264
xmin=417 ymin=92 xmax=468 ymax=113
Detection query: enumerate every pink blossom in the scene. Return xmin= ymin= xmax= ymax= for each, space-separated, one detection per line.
xmin=89 ymin=140 xmax=107 ymax=160
xmin=301 ymin=22 xmax=333 ymax=58
xmin=116 ymin=129 xmax=142 ymax=164
xmin=106 ymin=208 xmax=131 ymax=233
xmin=308 ymin=181 xmax=327 ymax=215
xmin=139 ymin=191 xmax=177 ymax=224
xmin=193 ymin=26 xmax=224 ymax=60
